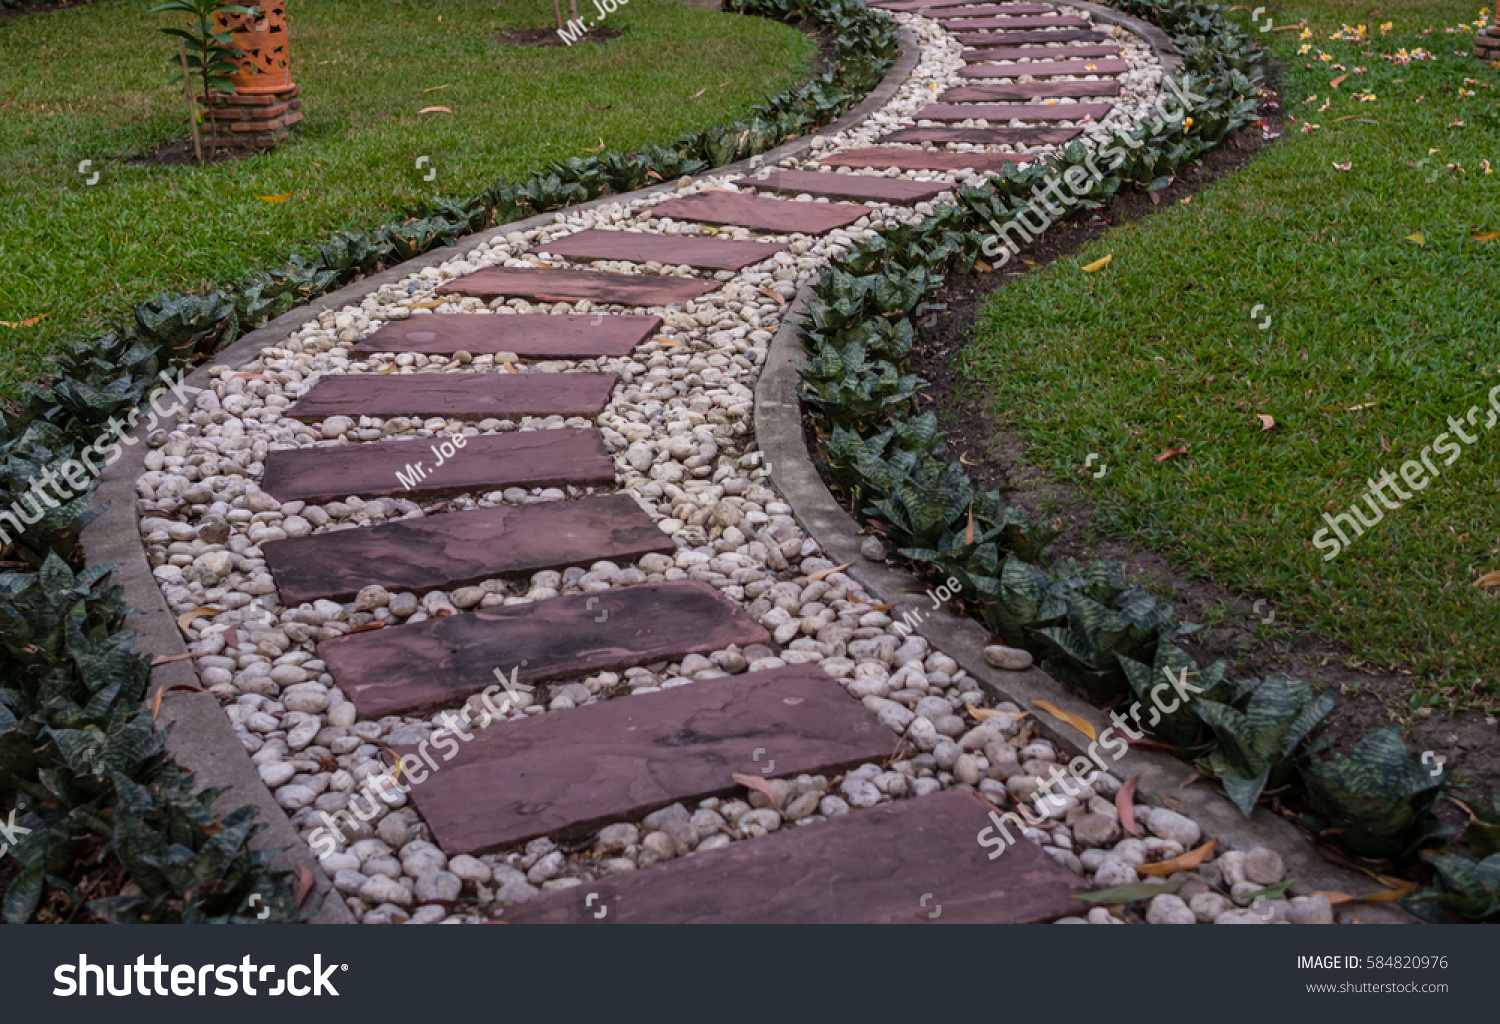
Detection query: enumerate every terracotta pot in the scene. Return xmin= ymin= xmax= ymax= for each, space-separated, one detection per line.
xmin=214 ymin=2 xmax=293 ymax=95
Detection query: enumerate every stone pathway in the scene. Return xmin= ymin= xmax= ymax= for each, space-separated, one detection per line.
xmin=135 ymin=4 xmax=1314 ymax=926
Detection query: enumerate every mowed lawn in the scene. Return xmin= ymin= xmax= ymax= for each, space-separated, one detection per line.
xmin=0 ymin=0 xmax=814 ymax=394
xmin=961 ymin=1 xmax=1500 ymax=708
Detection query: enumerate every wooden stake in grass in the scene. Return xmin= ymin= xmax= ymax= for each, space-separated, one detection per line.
xmin=179 ymin=39 xmax=204 ymax=163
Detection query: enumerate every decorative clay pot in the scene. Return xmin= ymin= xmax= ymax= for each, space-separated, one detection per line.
xmin=214 ymin=2 xmax=293 ymax=94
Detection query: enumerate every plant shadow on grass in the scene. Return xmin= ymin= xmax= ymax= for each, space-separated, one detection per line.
xmin=495 ymin=25 xmax=627 ymax=46
xmin=906 ymin=72 xmax=1499 ymax=815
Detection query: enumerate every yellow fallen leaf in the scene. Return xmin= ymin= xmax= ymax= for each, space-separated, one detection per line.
xmin=1137 ymin=839 xmax=1217 ymax=876
xmin=1472 ymin=230 xmax=1500 ymax=241
xmin=175 ymin=605 xmax=223 ymax=635
xmin=1474 ymin=570 xmax=1500 ymax=588
xmin=418 ymin=105 xmax=453 ymax=114
xmin=807 ymin=561 xmax=854 ymax=581
xmin=1405 ymin=232 xmax=1426 ymax=246
xmin=407 ymin=299 xmax=447 ymax=309
xmin=0 ymin=313 xmax=50 ymax=328
xmin=1032 ymin=699 xmax=1097 ymax=742
xmin=255 ymin=193 xmax=291 ymax=204
xmin=1257 ymin=413 xmax=1276 ymax=431
xmin=1081 ymin=254 xmax=1113 ymax=273
xmin=1314 ymin=879 xmax=1418 ymax=903
xmin=150 ymin=684 xmax=165 ymax=723
xmin=975 ymin=259 xmax=994 ymax=273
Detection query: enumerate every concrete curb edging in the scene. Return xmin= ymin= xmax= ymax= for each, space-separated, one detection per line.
xmin=78 ymin=26 xmax=922 ymax=925
xmin=756 ymin=323 xmax=1410 ymax=920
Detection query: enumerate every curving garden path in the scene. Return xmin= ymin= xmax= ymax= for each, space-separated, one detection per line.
xmin=128 ymin=2 xmax=1333 ymax=924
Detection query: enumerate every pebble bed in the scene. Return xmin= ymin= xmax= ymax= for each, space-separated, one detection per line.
xmin=133 ymin=8 xmax=1330 ymax=925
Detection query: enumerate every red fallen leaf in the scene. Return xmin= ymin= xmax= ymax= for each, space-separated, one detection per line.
xmin=1154 ymin=446 xmax=1188 ymax=462
xmin=1330 ymin=73 xmax=1349 ymax=88
xmin=295 ymin=864 xmax=316 ymax=908
xmin=1117 ymin=776 xmax=1139 ymax=835
xmin=732 ymin=772 xmax=778 ymax=803
xmin=344 ymin=620 xmax=388 ymax=634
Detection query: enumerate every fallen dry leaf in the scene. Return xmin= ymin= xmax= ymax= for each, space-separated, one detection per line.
xmin=1405 ymin=231 xmax=1426 ymax=247
xmin=859 ymin=601 xmax=896 ymax=612
xmin=1136 ymin=839 xmax=1218 ymax=876
xmin=1257 ymin=413 xmax=1276 ymax=431
xmin=808 ymin=561 xmax=853 ymax=581
xmin=150 ymin=684 xmax=165 ymax=723
xmin=690 ymin=87 xmax=707 ymax=99
xmin=1155 ymin=446 xmax=1188 ymax=462
xmin=1032 ymin=700 xmax=1097 ymax=742
xmin=1473 ymin=570 xmax=1500 ymax=588
xmin=0 ymin=313 xmax=50 ymax=328
xmin=652 ymin=335 xmax=681 ymax=348
xmin=417 ymin=105 xmax=453 ymax=114
xmin=407 ymin=299 xmax=447 ymax=309
xmin=964 ymin=500 xmax=975 ymax=545
xmin=1472 ymin=230 xmax=1500 ymax=242
xmin=255 ymin=193 xmax=291 ymax=204
xmin=1117 ymin=776 xmax=1139 ymax=835
xmin=1330 ymin=73 xmax=1349 ymax=88
xmin=296 ymin=865 xmax=317 ymax=909
xmin=975 ymin=260 xmax=993 ymax=273
xmin=732 ymin=772 xmax=779 ymax=803
xmin=1081 ymin=254 xmax=1113 ymax=273
xmin=421 ymin=83 xmax=450 ymax=93
xmin=1314 ymin=879 xmax=1418 ymax=904
xmin=150 ymin=651 xmax=203 ymax=666
xmin=175 ymin=605 xmax=223 ymax=635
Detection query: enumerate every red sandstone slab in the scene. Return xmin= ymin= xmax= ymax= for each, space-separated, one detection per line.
xmin=883 ymin=125 xmax=1082 ymax=145
xmin=953 ymin=28 xmax=1108 ymax=43
xmin=963 ymin=43 xmax=1120 ymax=60
xmin=915 ymin=102 xmax=1113 ymax=122
xmin=926 ymin=2 xmax=1057 ymax=14
xmin=649 ymin=191 xmax=867 ymax=234
xmin=437 ymin=267 xmax=717 ymax=305
xmin=529 ymin=230 xmax=784 ymax=272
xmin=871 ymin=0 xmax=1054 ymax=10
xmin=284 ymin=371 xmax=617 ymax=421
xmin=350 ymin=314 xmax=662 ymax=359
xmin=501 ymin=790 xmax=1091 ymax=924
xmin=943 ymin=80 xmax=1120 ymax=102
xmin=401 ymin=664 xmax=900 ymax=855
xmin=818 ymin=149 xmax=1031 ymax=172
xmin=261 ymin=427 xmax=616 ymax=505
xmin=939 ymin=14 xmax=1088 ymax=27
xmin=958 ymin=57 xmax=1129 ymax=78
xmin=263 ymin=493 xmax=673 ymax=606
xmin=321 ymin=580 xmax=770 ymax=719
xmin=731 ymin=170 xmax=951 ymax=205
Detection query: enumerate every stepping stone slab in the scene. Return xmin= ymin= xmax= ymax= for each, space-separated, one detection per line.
xmin=953 ymin=28 xmax=1108 ymax=43
xmin=883 ymin=125 xmax=1082 ymax=145
xmin=501 ymin=790 xmax=1091 ymax=924
xmin=731 ymin=169 xmax=951 ymax=205
xmin=962 ymin=43 xmax=1120 ymax=60
xmin=958 ymin=57 xmax=1128 ymax=77
xmin=262 ymin=492 xmax=673 ymax=606
xmin=943 ymin=80 xmax=1120 ymax=102
xmin=284 ymin=371 xmax=617 ymax=422
xmin=939 ymin=14 xmax=1088 ymax=27
xmin=436 ymin=266 xmax=717 ymax=305
xmin=528 ymin=229 xmax=784 ymax=272
xmin=871 ymin=0 xmax=1054 ymax=10
xmin=928 ymin=2 xmax=1058 ymax=15
xmin=350 ymin=314 xmax=662 ymax=359
xmin=400 ymin=664 xmax=900 ymax=855
xmin=648 ymin=191 xmax=868 ymax=234
xmin=818 ymin=148 xmax=1031 ymax=172
xmin=915 ymin=102 xmax=1113 ymax=122
xmin=261 ymin=427 xmax=616 ymax=505
xmin=320 ymin=579 xmax=770 ymax=719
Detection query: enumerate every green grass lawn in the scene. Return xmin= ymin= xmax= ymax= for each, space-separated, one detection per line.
xmin=961 ymin=1 xmax=1500 ymax=708
xmin=0 ymin=0 xmax=814 ymax=394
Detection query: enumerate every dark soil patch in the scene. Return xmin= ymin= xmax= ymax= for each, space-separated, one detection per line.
xmin=496 ymin=25 xmax=626 ymax=47
xmin=903 ymin=76 xmax=1498 ymax=807
xmin=126 ymin=139 xmax=257 ymax=168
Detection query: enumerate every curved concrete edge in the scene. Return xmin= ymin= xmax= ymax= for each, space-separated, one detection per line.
xmin=757 ymin=293 xmax=1413 ymax=924
xmin=1074 ymin=1 xmax=1184 ymax=79
xmin=77 ymin=25 xmax=921 ymax=925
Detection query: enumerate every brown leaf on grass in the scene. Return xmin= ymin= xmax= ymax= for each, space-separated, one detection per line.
xmin=1081 ymin=254 xmax=1113 ymax=272
xmin=1032 ymin=700 xmax=1097 ymax=742
xmin=1471 ymin=230 xmax=1500 ymax=242
xmin=1257 ymin=413 xmax=1276 ymax=431
xmin=175 ymin=606 xmax=223 ymax=635
xmin=1473 ymin=570 xmax=1500 ymax=588
xmin=1330 ymin=73 xmax=1349 ymax=88
xmin=732 ymin=772 xmax=778 ymax=802
xmin=1136 ymin=839 xmax=1218 ymax=876
xmin=807 ymin=561 xmax=853 ymax=581
xmin=421 ymin=83 xmax=450 ymax=93
xmin=1154 ymin=446 xmax=1188 ymax=462
xmin=417 ymin=105 xmax=453 ymax=114
xmin=255 ymin=193 xmax=292 ymax=204
xmin=1405 ymin=232 xmax=1426 ymax=247
xmin=1117 ymin=776 xmax=1139 ymax=835
xmin=296 ymin=865 xmax=317 ymax=909
xmin=0 ymin=313 xmax=51 ymax=328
